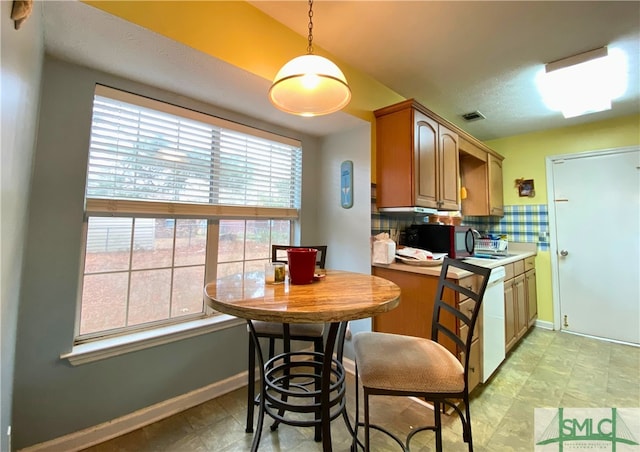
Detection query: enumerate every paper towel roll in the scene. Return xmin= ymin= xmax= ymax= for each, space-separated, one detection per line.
xmin=372 ymin=240 xmax=396 ymax=264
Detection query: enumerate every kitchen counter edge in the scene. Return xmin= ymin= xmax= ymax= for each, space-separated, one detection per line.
xmin=372 ymin=250 xmax=537 ymax=279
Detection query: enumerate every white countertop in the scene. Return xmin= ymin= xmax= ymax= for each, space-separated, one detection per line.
xmin=462 ymin=249 xmax=537 ymax=268
xmin=372 ymin=244 xmax=537 ymax=279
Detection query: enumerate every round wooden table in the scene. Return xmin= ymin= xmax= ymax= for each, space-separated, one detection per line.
xmin=204 ymin=269 xmax=401 ymax=452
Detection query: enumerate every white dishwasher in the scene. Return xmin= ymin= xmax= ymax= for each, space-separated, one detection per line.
xmin=481 ymin=266 xmax=506 ymax=383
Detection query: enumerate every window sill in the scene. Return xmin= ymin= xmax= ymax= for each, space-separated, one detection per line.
xmin=61 ymin=315 xmax=245 ymax=366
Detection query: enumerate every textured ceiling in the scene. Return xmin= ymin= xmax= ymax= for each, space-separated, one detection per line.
xmin=43 ymin=1 xmax=639 ymax=141
xmin=251 ymin=1 xmax=640 ymax=140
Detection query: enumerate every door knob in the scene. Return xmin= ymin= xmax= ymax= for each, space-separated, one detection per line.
xmin=560 ymin=250 xmax=569 ymax=256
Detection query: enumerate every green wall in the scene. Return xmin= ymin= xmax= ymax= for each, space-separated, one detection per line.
xmin=486 ymin=113 xmax=640 ymax=324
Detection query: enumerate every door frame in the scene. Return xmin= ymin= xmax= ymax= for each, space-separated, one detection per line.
xmin=545 ymin=145 xmax=639 ymax=332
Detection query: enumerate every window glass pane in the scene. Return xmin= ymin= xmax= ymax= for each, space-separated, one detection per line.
xmin=174 ymin=219 xmax=207 ymax=266
xmin=218 ymin=220 xmax=245 ymax=262
xmin=216 ymin=262 xmax=244 ymax=281
xmin=216 ymin=220 xmax=291 ymax=284
xmin=245 ymin=220 xmax=270 ymax=260
xmin=271 ymin=220 xmax=291 ymax=246
xmin=171 ymin=266 xmax=205 ymax=317
xmin=85 ymin=217 xmax=132 ymax=273
xmin=128 ymin=269 xmax=171 ymax=326
xmin=245 ymin=259 xmax=268 ymax=281
xmin=80 ymin=273 xmax=128 ymax=335
xmin=80 ymin=216 xmax=207 ymax=339
xmin=132 ymin=218 xmax=172 ymax=270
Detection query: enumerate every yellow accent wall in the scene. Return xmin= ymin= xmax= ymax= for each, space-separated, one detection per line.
xmin=485 ymin=113 xmax=640 ymax=324
xmin=82 ymin=2 xmax=640 ymax=327
xmin=487 ymin=113 xmax=640 ymax=205
xmin=82 ymin=1 xmax=404 ymax=179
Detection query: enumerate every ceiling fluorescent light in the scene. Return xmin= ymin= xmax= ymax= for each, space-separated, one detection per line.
xmin=536 ymin=46 xmax=627 ymax=118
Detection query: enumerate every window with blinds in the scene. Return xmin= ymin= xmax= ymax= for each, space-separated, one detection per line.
xmin=86 ymin=85 xmax=302 ymax=215
xmin=77 ymin=85 xmax=301 ymax=341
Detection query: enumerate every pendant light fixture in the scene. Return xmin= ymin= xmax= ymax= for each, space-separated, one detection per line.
xmin=268 ymin=0 xmax=351 ymax=117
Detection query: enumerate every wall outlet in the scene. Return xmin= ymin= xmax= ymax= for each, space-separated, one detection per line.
xmin=538 ymin=231 xmax=549 ymax=242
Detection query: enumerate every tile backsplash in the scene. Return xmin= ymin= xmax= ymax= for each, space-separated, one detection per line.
xmin=371 ymin=214 xmax=416 ymax=242
xmin=463 ymin=204 xmax=549 ymax=251
xmin=371 ymin=184 xmax=549 ymax=251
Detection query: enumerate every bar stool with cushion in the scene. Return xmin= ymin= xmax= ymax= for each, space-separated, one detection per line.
xmin=245 ymin=245 xmax=328 ymax=434
xmin=352 ymin=257 xmax=492 ymax=451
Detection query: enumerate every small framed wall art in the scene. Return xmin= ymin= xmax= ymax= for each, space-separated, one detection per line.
xmin=340 ymin=160 xmax=353 ymax=209
xmin=516 ymin=178 xmax=535 ymax=197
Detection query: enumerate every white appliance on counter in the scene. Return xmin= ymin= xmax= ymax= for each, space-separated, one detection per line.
xmin=482 ymin=265 xmax=506 ymax=382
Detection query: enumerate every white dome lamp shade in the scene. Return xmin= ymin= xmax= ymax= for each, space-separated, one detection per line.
xmin=268 ymin=0 xmax=351 ymax=117
xmin=269 ymin=55 xmax=351 ymax=117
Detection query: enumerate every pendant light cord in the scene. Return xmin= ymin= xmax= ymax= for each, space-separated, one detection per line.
xmin=307 ymin=0 xmax=314 ymax=54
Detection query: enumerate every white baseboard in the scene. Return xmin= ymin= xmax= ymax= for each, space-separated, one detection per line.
xmin=19 ymin=355 xmax=357 ymax=452
xmin=18 ymin=371 xmax=248 ymax=452
xmin=534 ymin=319 xmax=554 ymax=330
xmin=341 ymin=356 xmax=355 ymax=376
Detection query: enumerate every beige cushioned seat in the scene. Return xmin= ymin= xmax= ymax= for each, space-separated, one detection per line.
xmin=354 ymin=332 xmax=464 ymax=394
xmin=351 ymin=257 xmax=492 ymax=451
xmin=251 ymin=321 xmax=324 ymax=337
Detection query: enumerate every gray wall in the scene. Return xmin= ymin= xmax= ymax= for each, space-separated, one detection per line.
xmin=316 ymin=125 xmax=374 ymax=359
xmin=1 ymin=3 xmax=44 ymax=451
xmin=11 ymin=57 xmax=322 ymax=449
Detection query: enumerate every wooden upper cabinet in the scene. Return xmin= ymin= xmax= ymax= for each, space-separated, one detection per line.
xmin=438 ymin=124 xmax=460 ymax=210
xmin=459 ymin=136 xmax=504 ymax=217
xmin=488 ymin=154 xmax=504 ymax=216
xmin=375 ymin=107 xmax=414 ymax=208
xmin=376 ymin=100 xmax=460 ymax=210
xmin=414 ymin=112 xmax=438 ymax=207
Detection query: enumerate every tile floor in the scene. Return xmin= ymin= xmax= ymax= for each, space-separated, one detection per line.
xmin=82 ymin=328 xmax=640 ymax=451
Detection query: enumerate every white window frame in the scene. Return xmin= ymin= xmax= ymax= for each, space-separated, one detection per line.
xmin=62 ymin=86 xmax=301 ymax=365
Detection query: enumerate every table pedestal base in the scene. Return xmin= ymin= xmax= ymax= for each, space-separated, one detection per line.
xmin=248 ymin=321 xmax=349 ymax=452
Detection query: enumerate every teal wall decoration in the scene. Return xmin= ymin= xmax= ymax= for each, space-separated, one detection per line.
xmin=341 ymin=160 xmax=353 ymax=209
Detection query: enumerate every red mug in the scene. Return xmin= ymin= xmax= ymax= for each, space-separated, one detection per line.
xmin=287 ymin=248 xmax=317 ymax=285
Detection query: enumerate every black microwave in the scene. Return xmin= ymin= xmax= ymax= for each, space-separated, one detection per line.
xmin=404 ymin=224 xmax=476 ymax=259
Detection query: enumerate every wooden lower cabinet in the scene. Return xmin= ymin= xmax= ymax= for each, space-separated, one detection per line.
xmin=371 ymin=267 xmax=446 ymax=344
xmin=504 ymin=257 xmax=537 ymax=353
xmin=461 ymin=339 xmax=481 ymax=391
xmin=514 ymin=274 xmax=527 ymax=339
xmin=525 ymin=268 xmax=538 ymax=327
xmin=372 ymin=266 xmax=482 ymax=392
xmin=458 ymin=316 xmax=482 ymax=391
xmin=505 ymin=274 xmax=526 ymax=352
xmin=504 ymin=279 xmax=517 ymax=351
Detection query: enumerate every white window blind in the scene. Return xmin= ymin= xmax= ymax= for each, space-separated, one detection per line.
xmin=86 ymin=85 xmax=302 ymax=215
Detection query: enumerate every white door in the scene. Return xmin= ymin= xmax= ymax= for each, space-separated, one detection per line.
xmin=550 ymin=148 xmax=639 ymax=344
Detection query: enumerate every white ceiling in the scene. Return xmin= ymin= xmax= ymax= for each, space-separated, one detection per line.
xmin=43 ymin=1 xmax=639 ymax=141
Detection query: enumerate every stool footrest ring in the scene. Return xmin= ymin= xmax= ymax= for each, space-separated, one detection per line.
xmin=263 ymin=351 xmax=346 ymax=428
